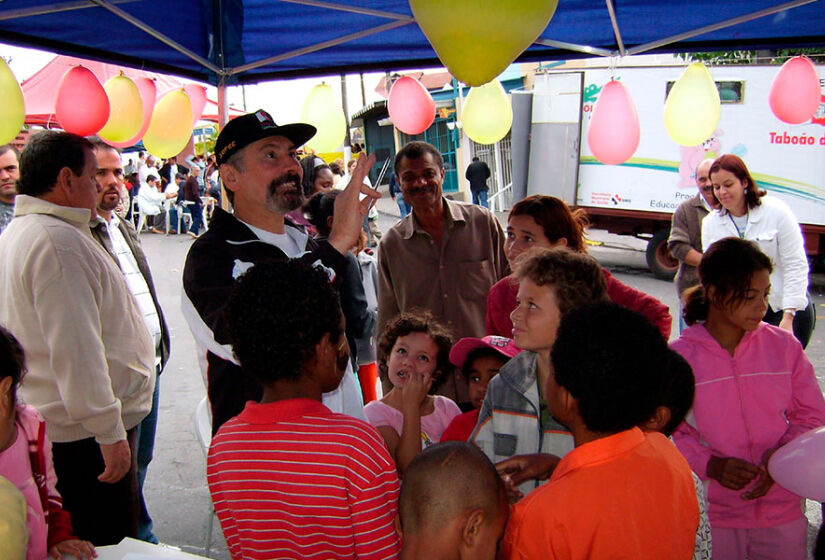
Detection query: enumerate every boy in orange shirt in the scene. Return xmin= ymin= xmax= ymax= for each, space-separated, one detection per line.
xmin=501 ymin=302 xmax=698 ymax=560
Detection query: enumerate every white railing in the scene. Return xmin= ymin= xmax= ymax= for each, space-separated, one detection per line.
xmin=489 ymin=182 xmax=513 ymax=213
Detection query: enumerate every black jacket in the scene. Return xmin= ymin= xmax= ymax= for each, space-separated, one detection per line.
xmin=465 ymin=160 xmax=491 ymax=192
xmin=90 ymin=216 xmax=171 ymax=371
xmin=182 ymin=207 xmax=350 ymax=433
xmin=159 ymin=162 xmax=189 ymax=185
xmin=316 ymin=236 xmax=376 ymax=366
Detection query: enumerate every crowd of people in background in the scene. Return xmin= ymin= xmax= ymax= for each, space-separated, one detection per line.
xmin=0 ymin=107 xmax=822 ymax=560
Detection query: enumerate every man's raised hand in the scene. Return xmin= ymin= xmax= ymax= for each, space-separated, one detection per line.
xmin=328 ymin=153 xmax=379 ymax=255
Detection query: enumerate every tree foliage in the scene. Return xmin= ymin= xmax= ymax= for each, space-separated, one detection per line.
xmin=678 ymin=49 xmax=825 ymax=65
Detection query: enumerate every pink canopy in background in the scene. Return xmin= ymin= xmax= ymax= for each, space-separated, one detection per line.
xmin=21 ymin=55 xmax=243 ymax=127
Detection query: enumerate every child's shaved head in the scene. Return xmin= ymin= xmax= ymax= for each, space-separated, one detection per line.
xmin=400 ymin=442 xmax=507 ymax=535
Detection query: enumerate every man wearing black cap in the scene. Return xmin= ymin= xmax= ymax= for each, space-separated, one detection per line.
xmin=182 ymin=109 xmax=379 ymax=433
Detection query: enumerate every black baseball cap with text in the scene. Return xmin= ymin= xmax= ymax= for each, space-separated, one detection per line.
xmin=215 ymin=109 xmax=316 ymax=165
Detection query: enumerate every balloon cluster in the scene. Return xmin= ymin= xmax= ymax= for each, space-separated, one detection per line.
xmin=36 ymin=65 xmax=206 ymax=157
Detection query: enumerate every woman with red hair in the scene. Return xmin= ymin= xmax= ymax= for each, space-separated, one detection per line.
xmin=701 ymin=154 xmax=813 ymax=347
xmin=486 ymin=195 xmax=672 ymax=340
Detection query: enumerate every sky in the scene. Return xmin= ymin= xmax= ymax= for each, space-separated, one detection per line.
xmin=0 ymin=42 xmax=393 ymax=125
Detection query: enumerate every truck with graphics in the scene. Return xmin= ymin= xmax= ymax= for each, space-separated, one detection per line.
xmin=529 ymin=64 xmax=825 ymax=279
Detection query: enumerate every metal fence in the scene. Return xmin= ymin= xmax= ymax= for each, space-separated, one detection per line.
xmin=470 ymin=132 xmax=514 ymax=211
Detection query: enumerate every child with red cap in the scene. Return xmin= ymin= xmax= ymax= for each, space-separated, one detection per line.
xmin=440 ymin=335 xmax=520 ymax=442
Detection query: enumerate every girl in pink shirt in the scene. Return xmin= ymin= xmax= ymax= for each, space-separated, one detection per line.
xmin=364 ymin=312 xmax=461 ymax=474
xmin=672 ymin=238 xmax=825 ymax=560
xmin=0 ymin=326 xmax=95 ymax=560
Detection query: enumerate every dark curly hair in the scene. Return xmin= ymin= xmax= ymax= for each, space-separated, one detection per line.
xmin=224 ymin=260 xmax=343 ymax=385
xmin=378 ymin=311 xmax=454 ymax=393
xmin=514 ymin=247 xmax=609 ymax=315
xmin=682 ymin=237 xmax=773 ymax=326
xmin=551 ymin=302 xmax=667 ymax=433
xmin=0 ymin=325 xmax=26 ymax=404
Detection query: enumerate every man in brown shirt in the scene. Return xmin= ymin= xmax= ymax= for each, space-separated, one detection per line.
xmin=667 ymin=157 xmax=718 ymax=331
xmin=377 ymin=142 xmax=508 ymax=408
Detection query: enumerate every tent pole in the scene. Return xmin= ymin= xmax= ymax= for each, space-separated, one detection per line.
xmin=217 ymin=78 xmax=229 ymax=129
xmin=218 ymin=76 xmax=229 ymax=210
xmin=605 ymin=0 xmax=626 ymax=57
xmin=89 ymin=0 xmax=222 ymax=74
xmin=627 ymin=0 xmax=817 ymax=56
xmin=533 ymin=38 xmax=614 ymax=58
xmin=0 ymin=0 xmax=137 ymax=21
xmin=226 ymin=20 xmax=408 ymax=76
xmin=281 ymin=0 xmax=412 ymax=21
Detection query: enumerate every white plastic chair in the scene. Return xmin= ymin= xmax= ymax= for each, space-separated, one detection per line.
xmin=131 ymin=198 xmax=145 ymax=232
xmin=177 ymin=201 xmax=195 ymax=234
xmin=136 ymin=212 xmax=149 ymax=233
xmin=193 ymin=396 xmax=215 ymax=556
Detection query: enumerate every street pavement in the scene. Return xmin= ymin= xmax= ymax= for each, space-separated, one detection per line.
xmin=139 ymin=185 xmax=825 ymax=558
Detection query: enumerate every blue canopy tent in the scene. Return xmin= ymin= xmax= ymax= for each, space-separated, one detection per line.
xmin=1 ymin=0 xmax=824 ymax=123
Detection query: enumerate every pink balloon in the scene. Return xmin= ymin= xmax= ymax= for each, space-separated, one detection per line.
xmin=184 ymin=84 xmax=207 ymax=126
xmin=388 ymin=76 xmax=435 ymax=135
xmin=103 ymin=77 xmax=156 ymax=149
xmin=587 ymin=80 xmax=640 ymax=165
xmin=55 ymin=66 xmax=110 ymax=136
xmin=768 ymin=426 xmax=825 ymax=500
xmin=769 ymin=56 xmax=821 ymax=125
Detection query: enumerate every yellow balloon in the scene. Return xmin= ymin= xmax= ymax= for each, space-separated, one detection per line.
xmin=462 ymin=80 xmax=513 ymax=145
xmin=0 ymin=58 xmax=25 ymax=145
xmin=664 ymin=63 xmax=720 ymax=146
xmin=143 ymin=89 xmax=192 ymax=158
xmin=410 ymin=0 xmax=558 ymax=87
xmin=98 ymin=74 xmax=144 ymax=143
xmin=300 ymin=83 xmax=346 ymax=153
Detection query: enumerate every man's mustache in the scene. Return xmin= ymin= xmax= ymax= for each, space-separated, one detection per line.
xmin=269 ymin=172 xmax=302 ymax=192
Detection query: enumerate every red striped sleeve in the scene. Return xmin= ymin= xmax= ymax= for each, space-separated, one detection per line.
xmin=207 ymin=408 xmax=400 ymax=560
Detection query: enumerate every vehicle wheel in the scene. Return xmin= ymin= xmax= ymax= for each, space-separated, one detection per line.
xmin=646 ymin=229 xmax=678 ymax=280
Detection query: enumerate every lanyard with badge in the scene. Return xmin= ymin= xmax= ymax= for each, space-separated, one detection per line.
xmin=728 ymin=213 xmax=748 ymax=239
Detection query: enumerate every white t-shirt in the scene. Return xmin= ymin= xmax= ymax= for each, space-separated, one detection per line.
xmin=241 ymin=221 xmax=306 ymax=258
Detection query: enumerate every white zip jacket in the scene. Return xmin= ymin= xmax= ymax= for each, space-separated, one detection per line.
xmin=701 ymin=196 xmax=808 ymax=312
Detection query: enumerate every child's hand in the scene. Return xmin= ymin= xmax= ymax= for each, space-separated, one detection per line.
xmin=742 ymin=448 xmax=778 ymax=500
xmin=400 ymin=370 xmax=431 ymax=411
xmin=742 ymin=468 xmax=774 ymax=500
xmin=707 ymin=456 xmax=761 ymax=490
xmin=496 ymin=453 xmax=561 ymax=502
xmin=49 ymin=538 xmax=96 ymax=559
